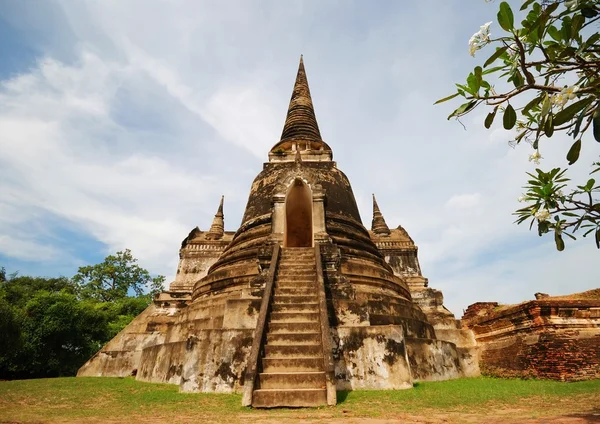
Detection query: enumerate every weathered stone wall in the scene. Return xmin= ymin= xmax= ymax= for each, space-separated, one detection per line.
xmin=405 ymin=338 xmax=462 ymax=381
xmin=331 ymin=326 xmax=412 ymax=390
xmin=137 ymin=329 xmax=254 ymax=393
xmin=464 ymin=299 xmax=600 ymax=381
xmin=77 ymin=304 xmax=181 ymax=377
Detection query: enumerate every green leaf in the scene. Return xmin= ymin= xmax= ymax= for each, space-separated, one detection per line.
xmin=573 ymin=107 xmax=587 ymax=139
xmin=553 ymin=98 xmax=594 ymax=126
xmin=585 ymin=178 xmax=596 ymax=191
xmin=467 ymin=72 xmax=480 ymax=94
xmin=593 ymin=113 xmax=600 ymax=142
xmin=503 ymin=104 xmax=517 ymax=130
xmin=555 ymin=231 xmax=565 ymax=251
xmin=484 ymin=46 xmax=509 ymax=68
xmin=582 ymin=7 xmax=598 ymax=18
xmin=482 ymin=65 xmax=505 ymax=75
xmin=561 ymin=16 xmax=572 ymax=42
xmin=474 ymin=66 xmax=483 ymax=87
xmin=511 ymin=70 xmax=524 ymax=88
xmin=498 ymin=2 xmax=515 ymax=31
xmin=545 ymin=114 xmax=554 ymax=137
xmin=523 ymin=95 xmax=542 ymax=117
xmin=485 ymin=107 xmax=498 ymax=129
xmin=540 ymin=95 xmax=551 ymax=118
xmin=572 ymin=14 xmax=584 ymax=36
xmin=434 ymin=92 xmax=460 ymax=105
xmin=448 ymin=101 xmax=477 ymax=120
xmin=566 ymin=139 xmax=581 ymax=165
xmin=547 ymin=25 xmax=561 ymax=42
xmin=585 ymin=33 xmax=600 ymax=48
xmin=520 ymin=0 xmax=535 ymax=11
xmin=596 ymin=228 xmax=600 ymax=249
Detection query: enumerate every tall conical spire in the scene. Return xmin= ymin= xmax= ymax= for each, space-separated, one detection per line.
xmin=206 ymin=196 xmax=224 ymax=239
xmin=371 ymin=194 xmax=391 ymax=236
xmin=279 ymin=55 xmax=322 ymax=143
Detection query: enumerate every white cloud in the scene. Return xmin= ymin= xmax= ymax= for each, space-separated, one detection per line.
xmin=0 ymin=0 xmax=598 ymax=314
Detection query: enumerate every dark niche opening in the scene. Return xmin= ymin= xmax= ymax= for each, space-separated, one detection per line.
xmin=284 ymin=178 xmax=313 ymax=247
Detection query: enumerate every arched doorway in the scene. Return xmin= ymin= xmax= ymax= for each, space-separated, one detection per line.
xmin=284 ymin=178 xmax=313 ymax=247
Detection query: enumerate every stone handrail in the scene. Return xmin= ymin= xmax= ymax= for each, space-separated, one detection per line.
xmin=241 ymin=244 xmax=280 ymax=407
xmin=314 ymin=244 xmax=337 ymax=406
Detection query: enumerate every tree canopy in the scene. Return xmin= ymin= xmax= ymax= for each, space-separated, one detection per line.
xmin=438 ymin=0 xmax=600 ymax=250
xmin=73 ymin=249 xmax=165 ymax=302
xmin=0 ymin=250 xmax=165 ymax=379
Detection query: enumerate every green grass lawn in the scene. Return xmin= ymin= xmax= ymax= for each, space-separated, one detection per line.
xmin=0 ymin=376 xmax=598 ymax=423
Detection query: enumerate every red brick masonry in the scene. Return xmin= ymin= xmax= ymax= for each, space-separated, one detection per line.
xmin=462 ymin=299 xmax=600 ymax=381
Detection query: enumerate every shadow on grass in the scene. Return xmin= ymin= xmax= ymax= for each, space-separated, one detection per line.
xmin=336 ymin=391 xmax=349 ymax=404
xmin=337 ymin=382 xmax=421 ymax=405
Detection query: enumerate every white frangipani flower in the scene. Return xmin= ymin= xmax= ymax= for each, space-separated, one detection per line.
xmin=469 ymin=22 xmax=493 ymax=57
xmin=565 ymin=0 xmax=580 ymax=10
xmin=556 ymin=189 xmax=564 ymax=197
xmin=528 ymin=150 xmax=543 ymax=165
xmin=534 ymin=208 xmax=551 ymax=222
xmin=552 ymin=85 xmax=579 ymax=108
xmin=561 ymin=85 xmax=578 ymax=101
xmin=518 ymin=194 xmax=528 ymax=203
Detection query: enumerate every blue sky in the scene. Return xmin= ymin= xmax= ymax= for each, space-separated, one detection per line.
xmin=0 ymin=0 xmax=598 ymax=315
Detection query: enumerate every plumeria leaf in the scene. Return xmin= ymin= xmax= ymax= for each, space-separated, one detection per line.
xmin=503 ymin=104 xmax=517 ymax=129
xmin=566 ymin=139 xmax=582 ymax=165
xmin=483 ymin=46 xmax=509 ymax=68
xmin=485 ymin=107 xmax=498 ymax=129
xmin=553 ymin=98 xmax=594 ymax=126
xmin=593 ymin=113 xmax=600 ymax=142
xmin=434 ymin=92 xmax=460 ymax=105
xmin=555 ymin=231 xmax=565 ymax=251
xmin=596 ymin=229 xmax=600 ymax=249
xmin=448 ymin=101 xmax=477 ymax=120
xmin=498 ymin=2 xmax=515 ymax=31
xmin=547 ymin=25 xmax=561 ymax=42
xmin=520 ymin=0 xmax=535 ymax=11
xmin=545 ymin=114 xmax=554 ymax=137
xmin=540 ymin=95 xmax=551 ymax=118
xmin=572 ymin=107 xmax=588 ymax=140
xmin=523 ymin=95 xmax=543 ymax=116
xmin=582 ymin=7 xmax=598 ymax=18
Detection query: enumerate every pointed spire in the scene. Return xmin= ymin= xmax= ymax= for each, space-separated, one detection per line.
xmin=207 ymin=196 xmax=224 ymax=239
xmin=279 ymin=55 xmax=322 ymax=143
xmin=371 ymin=194 xmax=391 ymax=236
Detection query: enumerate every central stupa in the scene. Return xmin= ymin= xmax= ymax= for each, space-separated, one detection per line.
xmin=79 ymin=57 xmax=479 ymax=408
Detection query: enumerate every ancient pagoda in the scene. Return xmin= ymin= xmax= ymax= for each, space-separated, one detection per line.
xmin=78 ymin=57 xmax=479 ymax=407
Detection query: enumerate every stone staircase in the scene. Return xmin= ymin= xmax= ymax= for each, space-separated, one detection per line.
xmin=251 ymin=247 xmax=328 ymax=408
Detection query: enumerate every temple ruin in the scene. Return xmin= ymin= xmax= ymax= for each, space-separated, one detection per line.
xmin=78 ymin=57 xmax=598 ymax=407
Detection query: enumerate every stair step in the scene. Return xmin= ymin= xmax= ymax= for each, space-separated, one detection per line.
xmin=268 ymin=321 xmax=320 ymax=333
xmin=271 ymin=303 xmax=318 ymax=313
xmin=257 ymin=372 xmax=326 ymax=389
xmin=252 ymin=388 xmax=326 ymax=408
xmin=273 ymin=295 xmax=317 ymax=304
xmin=278 ymin=270 xmax=315 ymax=275
xmin=267 ymin=332 xmax=321 ymax=345
xmin=275 ymin=281 xmax=316 ymax=288
xmin=264 ymin=344 xmax=321 ymax=358
xmin=262 ymin=357 xmax=323 ymax=373
xmin=278 ymin=268 xmax=315 ymax=273
xmin=270 ymin=312 xmax=319 ymax=323
xmin=274 ymin=287 xmax=315 ymax=296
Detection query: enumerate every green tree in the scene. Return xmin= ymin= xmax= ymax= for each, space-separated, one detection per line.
xmin=438 ymin=0 xmax=600 ymax=250
xmin=0 ymin=250 xmax=164 ymax=379
xmin=73 ymin=249 xmax=165 ymax=302
xmin=15 ymin=291 xmax=108 ymax=378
